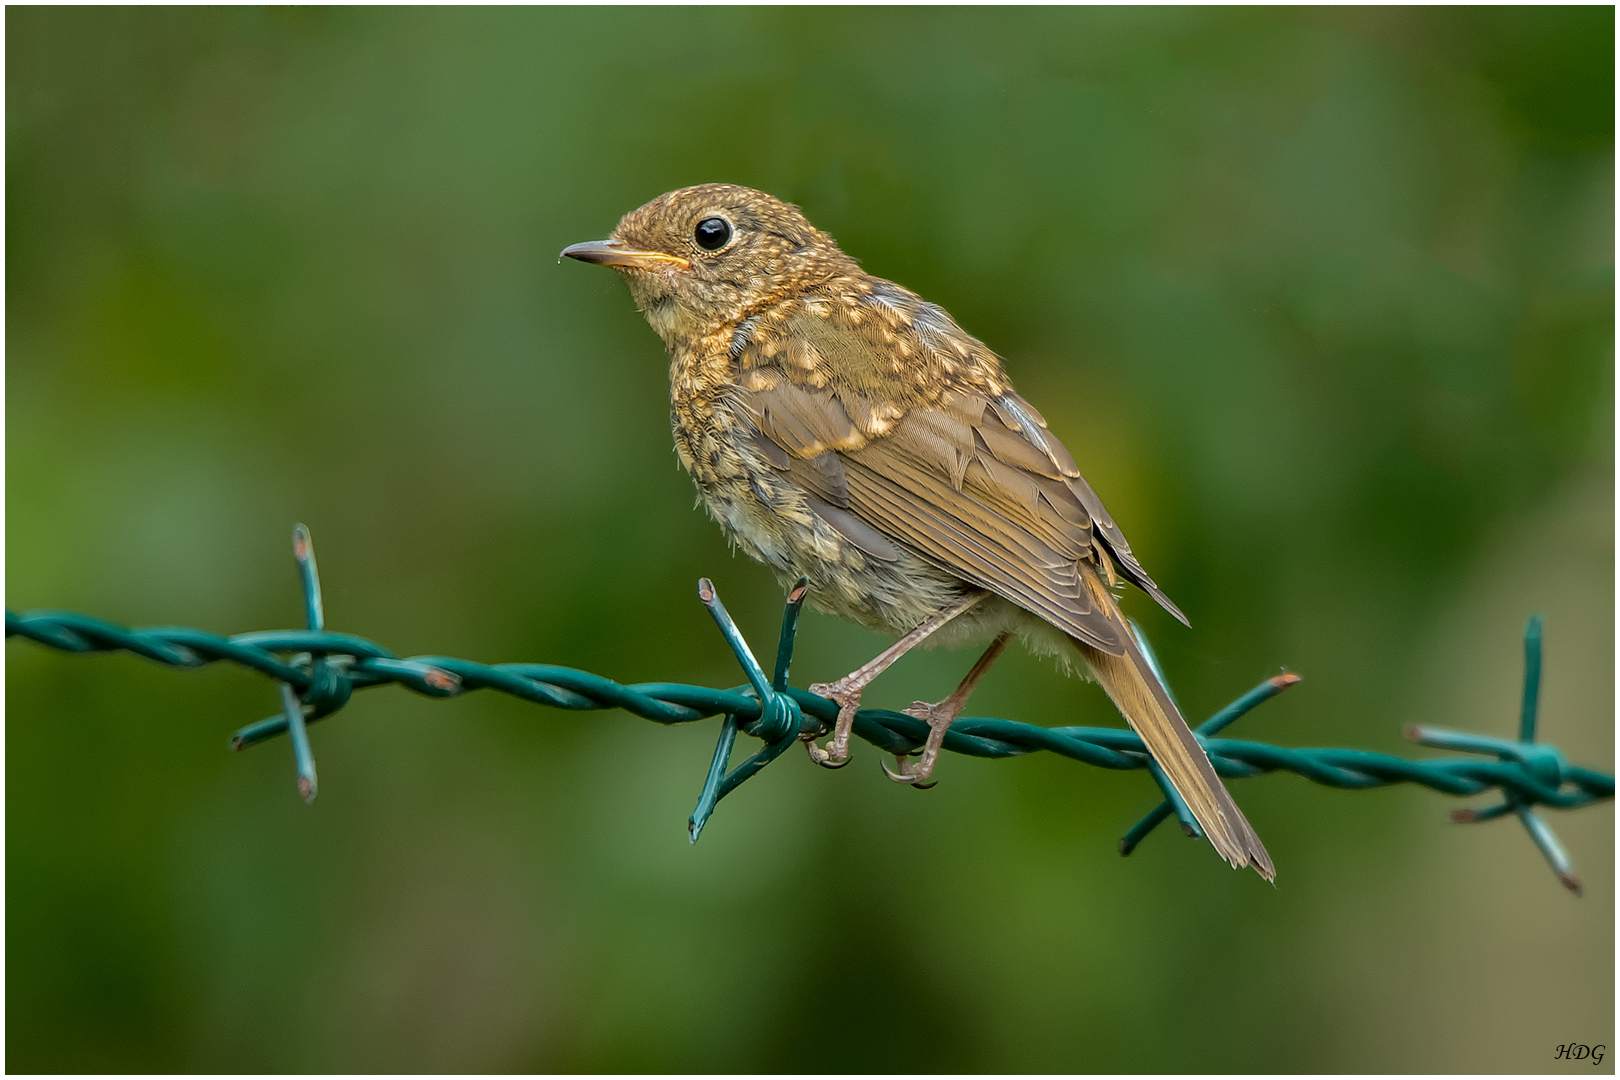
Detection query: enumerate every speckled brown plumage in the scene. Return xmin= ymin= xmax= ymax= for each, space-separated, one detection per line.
xmin=564 ymin=184 xmax=1272 ymax=880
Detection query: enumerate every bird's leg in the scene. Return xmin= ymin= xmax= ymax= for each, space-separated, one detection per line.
xmin=806 ymin=591 xmax=986 ymax=769
xmin=884 ymin=631 xmax=1013 ymax=788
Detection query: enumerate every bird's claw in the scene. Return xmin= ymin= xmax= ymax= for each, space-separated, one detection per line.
xmin=881 ymin=754 xmax=938 ymax=789
xmin=805 ymin=738 xmax=851 ymax=769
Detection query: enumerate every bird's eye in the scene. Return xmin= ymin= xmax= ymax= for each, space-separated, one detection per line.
xmin=694 ymin=217 xmax=732 ymax=251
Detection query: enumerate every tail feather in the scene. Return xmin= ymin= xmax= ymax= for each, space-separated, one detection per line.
xmin=1075 ymin=574 xmax=1274 ymax=881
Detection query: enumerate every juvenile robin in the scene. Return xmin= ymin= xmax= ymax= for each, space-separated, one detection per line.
xmin=563 ymin=184 xmax=1273 ymax=879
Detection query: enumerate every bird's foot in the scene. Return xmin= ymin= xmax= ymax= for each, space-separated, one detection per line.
xmin=805 ymin=680 xmax=859 ymax=769
xmin=881 ymin=698 xmax=956 ymax=787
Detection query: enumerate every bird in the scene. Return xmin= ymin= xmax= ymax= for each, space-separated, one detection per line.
xmin=562 ymin=184 xmax=1273 ymax=880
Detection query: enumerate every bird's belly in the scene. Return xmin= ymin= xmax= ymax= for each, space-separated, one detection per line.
xmin=687 ymin=460 xmax=970 ymax=638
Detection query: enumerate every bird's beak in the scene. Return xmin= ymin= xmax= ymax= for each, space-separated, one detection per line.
xmin=560 ymin=238 xmax=690 ymax=271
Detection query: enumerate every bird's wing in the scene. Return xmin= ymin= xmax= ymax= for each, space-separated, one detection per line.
xmin=737 ymin=360 xmax=1184 ymax=653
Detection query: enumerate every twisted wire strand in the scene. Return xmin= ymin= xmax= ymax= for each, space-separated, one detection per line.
xmin=6 ymin=608 xmax=1611 ymax=812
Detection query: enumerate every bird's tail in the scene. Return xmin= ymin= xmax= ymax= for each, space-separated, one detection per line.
xmin=1073 ymin=571 xmax=1274 ymax=881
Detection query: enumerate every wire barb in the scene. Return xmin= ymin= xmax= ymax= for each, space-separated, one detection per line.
xmin=276 ymin=525 xmax=329 ymax=802
xmin=4 ymin=530 xmax=1611 ymax=889
xmin=292 ymin=523 xmax=324 ymax=635
xmin=1404 ymin=615 xmax=1586 ymax=895
xmin=281 ymin=682 xmax=318 ymax=803
xmin=688 ymin=578 xmax=806 ymax=843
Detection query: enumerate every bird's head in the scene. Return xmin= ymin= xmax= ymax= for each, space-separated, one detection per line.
xmin=562 ymin=184 xmax=857 ymax=346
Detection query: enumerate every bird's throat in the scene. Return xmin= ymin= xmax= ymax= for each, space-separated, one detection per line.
xmin=641 ymin=294 xmax=708 ymax=351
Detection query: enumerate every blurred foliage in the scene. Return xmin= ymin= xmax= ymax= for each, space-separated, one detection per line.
xmin=6 ymin=7 xmax=1613 ymax=1072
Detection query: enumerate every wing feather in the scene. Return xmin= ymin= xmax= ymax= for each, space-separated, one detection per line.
xmin=841 ymin=456 xmax=1120 ymax=651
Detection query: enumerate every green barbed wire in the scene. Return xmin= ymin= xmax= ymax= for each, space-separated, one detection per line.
xmin=6 ymin=525 xmax=1611 ymax=894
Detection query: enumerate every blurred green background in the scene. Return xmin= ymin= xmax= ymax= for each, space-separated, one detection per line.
xmin=6 ymin=7 xmax=1613 ymax=1072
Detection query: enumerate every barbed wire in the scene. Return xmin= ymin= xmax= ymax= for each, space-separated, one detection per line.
xmin=6 ymin=525 xmax=1611 ymax=894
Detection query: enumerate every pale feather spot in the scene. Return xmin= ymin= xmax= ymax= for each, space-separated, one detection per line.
xmin=787 ymin=337 xmax=821 ymax=372
xmin=739 ymin=368 xmax=779 ymax=392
